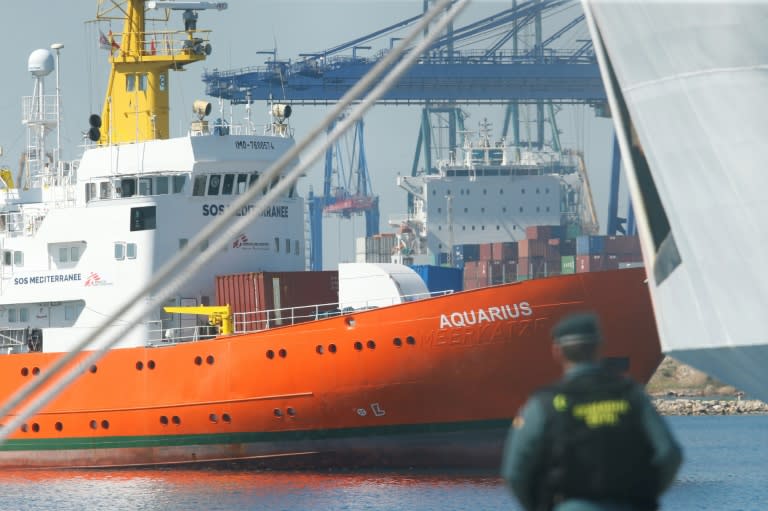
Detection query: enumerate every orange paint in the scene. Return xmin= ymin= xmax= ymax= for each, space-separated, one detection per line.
xmin=0 ymin=268 xmax=661 ymax=468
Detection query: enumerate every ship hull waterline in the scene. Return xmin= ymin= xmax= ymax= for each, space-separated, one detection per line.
xmin=0 ymin=267 xmax=661 ymax=469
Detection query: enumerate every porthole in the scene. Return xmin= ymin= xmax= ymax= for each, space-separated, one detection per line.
xmin=393 ymin=337 xmax=403 ymax=347
xmin=20 ymin=424 xmax=28 ymax=433
xmin=160 ymin=416 xmax=169 ymax=425
xmin=273 ymin=408 xmax=283 ymax=418
xmin=206 ymin=355 xmax=215 ymax=365
xmin=148 ymin=360 xmax=156 ymax=370
xmin=222 ymin=413 xmax=231 ymax=423
xmin=101 ymin=420 xmax=110 ymax=429
xmin=209 ymin=413 xmax=218 ymax=423
xmin=287 ymin=407 xmax=296 ymax=417
xmin=89 ymin=420 xmax=98 ymax=429
xmin=32 ymin=367 xmax=40 ymax=376
xmin=367 ymin=340 xmax=376 ymax=349
xmin=328 ymin=344 xmax=337 ymax=353
xmin=354 ymin=341 xmax=363 ymax=351
xmin=194 ymin=356 xmax=203 ymax=365
xmin=345 ymin=317 xmax=356 ymax=328
xmin=136 ymin=361 xmax=144 ymax=370
xmin=316 ymin=345 xmax=324 ymax=354
xmin=172 ymin=416 xmax=180 ymax=425
xmin=31 ymin=423 xmax=40 ymax=433
xmin=266 ymin=350 xmax=275 ymax=359
xmin=55 ymin=422 xmax=63 ymax=432
xmin=89 ymin=365 xmax=98 ymax=374
xmin=20 ymin=367 xmax=28 ymax=377
xmin=278 ymin=348 xmax=287 ymax=358
xmin=406 ymin=336 xmax=416 ymax=345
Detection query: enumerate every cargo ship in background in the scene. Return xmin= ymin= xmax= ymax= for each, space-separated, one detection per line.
xmin=0 ymin=0 xmax=662 ymax=469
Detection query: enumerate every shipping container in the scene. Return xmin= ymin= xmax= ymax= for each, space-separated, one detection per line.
xmin=576 ymin=235 xmax=605 ymax=255
xmin=492 ymin=241 xmax=518 ymax=262
xmin=518 ymin=239 xmax=547 ymax=258
xmin=560 ymin=238 xmax=576 ymax=256
xmin=479 ymin=243 xmax=494 ymax=261
xmin=461 ymin=244 xmax=480 ymax=262
xmin=216 ymin=271 xmax=339 ymax=328
xmin=576 ymin=254 xmax=603 ymax=273
xmin=561 ymin=255 xmax=576 ymax=274
xmin=525 ymin=224 xmax=560 ymax=240
xmin=410 ymin=265 xmax=463 ymax=293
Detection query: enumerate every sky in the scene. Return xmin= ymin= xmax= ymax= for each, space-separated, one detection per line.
xmin=0 ymin=1 xmax=621 ymax=270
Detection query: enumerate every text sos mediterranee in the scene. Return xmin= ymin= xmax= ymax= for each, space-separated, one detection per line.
xmin=202 ymin=204 xmax=289 ymax=217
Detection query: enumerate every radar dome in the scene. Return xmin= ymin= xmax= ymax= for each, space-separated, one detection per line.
xmin=28 ymin=49 xmax=54 ymax=77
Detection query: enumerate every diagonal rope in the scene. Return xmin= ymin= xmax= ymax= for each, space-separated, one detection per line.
xmin=0 ymin=0 xmax=469 ymax=445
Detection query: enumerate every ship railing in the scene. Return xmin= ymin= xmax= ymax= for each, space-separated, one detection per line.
xmin=0 ymin=208 xmax=47 ymax=238
xmin=145 ymin=323 xmax=220 ymax=346
xmin=0 ymin=328 xmax=28 ymax=355
xmin=232 ymin=290 xmax=452 ymax=334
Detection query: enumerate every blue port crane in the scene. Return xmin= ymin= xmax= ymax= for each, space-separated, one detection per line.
xmin=203 ymin=0 xmax=632 ymax=263
xmin=307 ymin=116 xmax=379 ymax=270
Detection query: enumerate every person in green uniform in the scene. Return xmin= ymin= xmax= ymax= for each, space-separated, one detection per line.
xmin=501 ymin=312 xmax=682 ymax=511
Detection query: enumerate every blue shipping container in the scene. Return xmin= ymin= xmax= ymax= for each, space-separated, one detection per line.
xmin=410 ymin=265 xmax=464 ymax=293
xmin=576 ymin=235 xmax=605 ymax=255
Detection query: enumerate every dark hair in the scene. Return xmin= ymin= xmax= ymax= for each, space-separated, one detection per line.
xmin=560 ymin=342 xmax=599 ymax=363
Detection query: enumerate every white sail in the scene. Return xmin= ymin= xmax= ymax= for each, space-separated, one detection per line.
xmin=584 ymin=1 xmax=768 ymax=400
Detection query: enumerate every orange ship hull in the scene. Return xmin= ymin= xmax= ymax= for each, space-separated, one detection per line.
xmin=0 ymin=267 xmax=661 ymax=469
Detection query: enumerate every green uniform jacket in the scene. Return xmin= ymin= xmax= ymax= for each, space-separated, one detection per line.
xmin=500 ymin=363 xmax=683 ymax=511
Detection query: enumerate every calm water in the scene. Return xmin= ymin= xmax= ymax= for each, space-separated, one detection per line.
xmin=1 ymin=416 xmax=766 ymax=510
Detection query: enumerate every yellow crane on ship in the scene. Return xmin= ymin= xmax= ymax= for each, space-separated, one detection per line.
xmin=163 ymin=304 xmax=233 ymax=335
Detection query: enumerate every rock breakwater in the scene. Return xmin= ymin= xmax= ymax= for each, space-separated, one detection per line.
xmin=653 ymin=398 xmax=768 ymax=416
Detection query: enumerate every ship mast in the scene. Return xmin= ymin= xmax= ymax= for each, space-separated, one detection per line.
xmin=95 ymin=0 xmax=226 ymax=144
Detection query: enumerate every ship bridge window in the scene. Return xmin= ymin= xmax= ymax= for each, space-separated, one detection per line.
xmin=192 ymin=175 xmax=207 ymax=196
xmin=52 ymin=243 xmax=84 ymax=265
xmin=114 ymin=242 xmax=125 ymax=260
xmin=294 ymin=240 xmax=300 ymax=256
xmin=274 ymin=237 xmax=280 ymax=252
xmin=126 ymin=74 xmax=135 ymax=92
xmin=235 ymin=174 xmax=248 ymax=194
xmin=99 ymin=182 xmax=111 ymax=199
xmin=130 ymin=206 xmax=157 ymax=231
xmin=173 ymin=175 xmax=186 ymax=193
xmin=207 ymin=174 xmax=221 ymax=196
xmin=3 ymin=250 xmax=23 ymax=267
xmin=121 ymin=178 xmax=136 ymax=198
xmin=222 ymin=174 xmax=235 ymax=195
xmin=85 ymin=182 xmax=96 ymax=202
xmin=139 ymin=177 xmax=152 ymax=196
xmin=156 ymin=176 xmax=169 ymax=195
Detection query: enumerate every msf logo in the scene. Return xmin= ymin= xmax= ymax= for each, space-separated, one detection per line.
xmin=84 ymin=272 xmax=102 ymax=287
xmin=232 ymin=234 xmax=248 ymax=248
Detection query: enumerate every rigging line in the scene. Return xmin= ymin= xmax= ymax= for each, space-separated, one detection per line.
xmin=0 ymin=0 xmax=468 ymax=445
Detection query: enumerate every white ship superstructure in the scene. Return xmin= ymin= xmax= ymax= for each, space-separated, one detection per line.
xmin=0 ymin=6 xmax=304 ymax=354
xmin=391 ymin=121 xmax=597 ymax=265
